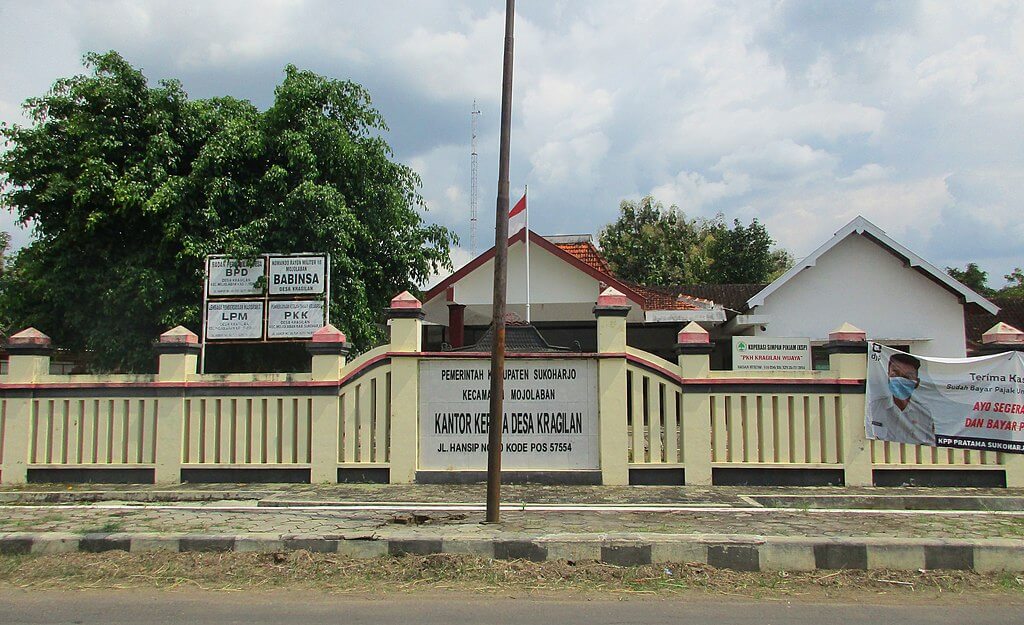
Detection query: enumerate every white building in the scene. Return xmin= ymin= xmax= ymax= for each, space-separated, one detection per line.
xmin=420 ymin=216 xmax=998 ymax=365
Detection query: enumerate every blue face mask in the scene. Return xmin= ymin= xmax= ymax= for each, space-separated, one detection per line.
xmin=888 ymin=376 xmax=917 ymax=401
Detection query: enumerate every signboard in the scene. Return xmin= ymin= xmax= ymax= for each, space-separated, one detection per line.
xmin=418 ymin=359 xmax=599 ymax=471
xmin=207 ymin=258 xmax=265 ymax=296
xmin=866 ymin=343 xmax=1024 ymax=453
xmin=205 ymin=301 xmax=264 ymax=340
xmin=269 ymin=255 xmax=327 ymax=295
xmin=267 ymin=300 xmax=326 ymax=339
xmin=733 ymin=337 xmax=811 ymax=371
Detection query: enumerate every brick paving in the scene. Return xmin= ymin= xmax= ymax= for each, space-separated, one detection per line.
xmin=1 ymin=484 xmax=1023 ymax=541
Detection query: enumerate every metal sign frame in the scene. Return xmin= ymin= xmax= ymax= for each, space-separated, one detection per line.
xmin=200 ymin=253 xmax=331 ymax=372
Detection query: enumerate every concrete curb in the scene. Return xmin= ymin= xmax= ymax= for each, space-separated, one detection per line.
xmin=1 ymin=532 xmax=1021 ymax=572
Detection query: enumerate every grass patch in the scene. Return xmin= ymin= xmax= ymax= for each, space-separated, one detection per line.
xmin=78 ymin=521 xmax=124 ymax=534
xmin=0 ymin=551 xmax=1020 ymax=599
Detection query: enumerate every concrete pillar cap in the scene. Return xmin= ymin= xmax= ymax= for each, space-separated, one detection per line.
xmin=982 ymin=322 xmax=1024 ymax=344
xmin=596 ymin=286 xmax=629 ymax=308
xmin=390 ymin=290 xmax=422 ymax=309
xmin=677 ymin=321 xmax=710 ymax=344
xmin=311 ymin=324 xmax=347 ymax=343
xmin=829 ymin=322 xmax=866 ymax=342
xmin=8 ymin=327 xmax=51 ymax=347
xmin=159 ymin=326 xmax=199 ymax=344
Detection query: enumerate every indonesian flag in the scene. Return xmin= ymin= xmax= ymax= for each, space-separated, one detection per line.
xmin=509 ymin=193 xmax=527 ymax=235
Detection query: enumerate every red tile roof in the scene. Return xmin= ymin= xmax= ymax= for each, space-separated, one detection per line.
xmin=552 ymin=241 xmax=613 ymax=275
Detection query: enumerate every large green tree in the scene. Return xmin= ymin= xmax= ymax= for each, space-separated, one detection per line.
xmin=945 ymin=263 xmax=995 ymax=296
xmin=598 ymin=196 xmax=791 ymax=285
xmin=0 ymin=51 xmax=454 ymax=371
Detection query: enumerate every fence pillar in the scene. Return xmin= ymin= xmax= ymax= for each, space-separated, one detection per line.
xmin=825 ymin=323 xmax=871 ymax=487
xmin=308 ymin=325 xmax=350 ymax=483
xmin=979 ymin=323 xmax=1024 ymax=487
xmin=1 ymin=328 xmax=52 ymax=484
xmin=676 ymin=322 xmax=714 ymax=485
xmin=387 ymin=291 xmax=423 ymax=483
xmin=594 ymin=287 xmax=630 ymax=485
xmin=153 ymin=326 xmax=199 ymax=484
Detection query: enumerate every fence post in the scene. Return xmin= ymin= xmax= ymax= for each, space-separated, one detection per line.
xmin=594 ymin=287 xmax=630 ymax=485
xmin=387 ymin=291 xmax=423 ymax=484
xmin=978 ymin=323 xmax=1024 ymax=487
xmin=153 ymin=326 xmax=199 ymax=484
xmin=1 ymin=328 xmax=52 ymax=484
xmin=308 ymin=325 xmax=349 ymax=483
xmin=676 ymin=322 xmax=713 ymax=486
xmin=825 ymin=323 xmax=871 ymax=487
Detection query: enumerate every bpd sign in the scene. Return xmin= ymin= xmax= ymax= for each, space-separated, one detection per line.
xmin=269 ymin=255 xmax=326 ymax=295
xmin=207 ymin=258 xmax=265 ymax=296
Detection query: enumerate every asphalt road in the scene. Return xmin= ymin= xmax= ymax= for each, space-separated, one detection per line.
xmin=0 ymin=591 xmax=1020 ymax=625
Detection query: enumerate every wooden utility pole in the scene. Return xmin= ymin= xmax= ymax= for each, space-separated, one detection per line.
xmin=485 ymin=0 xmax=516 ymax=524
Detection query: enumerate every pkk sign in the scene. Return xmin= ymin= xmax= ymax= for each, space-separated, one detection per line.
xmin=733 ymin=337 xmax=811 ymax=370
xmin=269 ymin=255 xmax=326 ymax=295
xmin=418 ymin=359 xmax=599 ymax=471
xmin=267 ymin=300 xmax=325 ymax=339
xmin=207 ymin=258 xmax=265 ymax=296
xmin=206 ymin=301 xmax=264 ymax=340
xmin=866 ymin=342 xmax=1024 ymax=453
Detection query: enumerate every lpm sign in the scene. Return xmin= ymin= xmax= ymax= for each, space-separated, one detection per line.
xmin=206 ymin=301 xmax=264 ymax=339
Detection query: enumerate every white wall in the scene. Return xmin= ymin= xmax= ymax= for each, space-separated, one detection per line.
xmin=422 ymin=238 xmax=645 ymax=325
xmin=752 ymin=234 xmax=968 ymax=357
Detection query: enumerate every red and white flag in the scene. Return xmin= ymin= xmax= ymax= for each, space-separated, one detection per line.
xmin=509 ymin=192 xmax=527 ymax=234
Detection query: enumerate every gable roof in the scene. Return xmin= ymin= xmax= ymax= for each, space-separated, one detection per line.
xmin=422 ymin=229 xmax=647 ymax=306
xmin=746 ymin=216 xmax=999 ymax=315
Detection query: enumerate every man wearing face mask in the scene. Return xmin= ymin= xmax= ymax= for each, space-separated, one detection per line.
xmin=868 ymin=353 xmax=936 ymax=446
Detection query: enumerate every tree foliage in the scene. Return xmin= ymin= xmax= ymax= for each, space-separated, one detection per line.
xmin=597 ymin=196 xmax=792 ymax=285
xmin=945 ymin=263 xmax=1024 ymax=299
xmin=0 ymin=51 xmax=455 ymax=371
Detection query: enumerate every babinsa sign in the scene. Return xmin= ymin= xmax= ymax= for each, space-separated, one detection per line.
xmin=418 ymin=359 xmax=599 ymax=471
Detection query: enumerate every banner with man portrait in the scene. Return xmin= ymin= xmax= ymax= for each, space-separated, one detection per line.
xmin=866 ymin=343 xmax=1024 ymax=454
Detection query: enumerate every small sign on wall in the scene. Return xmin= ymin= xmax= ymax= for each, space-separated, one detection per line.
xmin=732 ymin=337 xmax=811 ymax=371
xmin=268 ymin=255 xmax=327 ymax=295
xmin=206 ymin=301 xmax=265 ymax=340
xmin=267 ymin=300 xmax=326 ymax=339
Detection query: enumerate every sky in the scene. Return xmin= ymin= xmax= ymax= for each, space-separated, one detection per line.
xmin=1 ymin=0 xmax=1022 ymax=287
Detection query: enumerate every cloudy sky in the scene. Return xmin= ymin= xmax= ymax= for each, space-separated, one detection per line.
xmin=1 ymin=1 xmax=1022 ymax=285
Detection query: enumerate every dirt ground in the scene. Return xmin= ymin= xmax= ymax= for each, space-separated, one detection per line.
xmin=1 ymin=551 xmax=1022 ymax=604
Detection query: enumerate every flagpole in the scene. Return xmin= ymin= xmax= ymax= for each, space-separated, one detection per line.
xmin=525 ymin=185 xmax=530 ymax=324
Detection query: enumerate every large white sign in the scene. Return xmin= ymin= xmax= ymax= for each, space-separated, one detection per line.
xmin=207 ymin=258 xmax=265 ymax=296
xmin=419 ymin=359 xmax=599 ymax=471
xmin=866 ymin=343 xmax=1024 ymax=453
xmin=206 ymin=301 xmax=264 ymax=340
xmin=269 ymin=255 xmax=327 ymax=295
xmin=733 ymin=337 xmax=811 ymax=371
xmin=267 ymin=300 xmax=325 ymax=339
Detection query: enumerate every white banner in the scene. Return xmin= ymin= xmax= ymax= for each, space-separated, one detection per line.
xmin=206 ymin=301 xmax=264 ymax=340
xmin=207 ymin=258 xmax=265 ymax=296
xmin=267 ymin=300 xmax=325 ymax=339
xmin=733 ymin=337 xmax=811 ymax=370
xmin=866 ymin=342 xmax=1024 ymax=453
xmin=268 ymin=255 xmax=326 ymax=295
xmin=418 ymin=359 xmax=599 ymax=471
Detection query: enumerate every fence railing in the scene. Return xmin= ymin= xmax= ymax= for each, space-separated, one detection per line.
xmin=0 ymin=289 xmax=1021 ymax=487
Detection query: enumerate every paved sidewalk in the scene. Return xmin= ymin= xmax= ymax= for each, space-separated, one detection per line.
xmin=2 ymin=484 xmax=1023 ymax=572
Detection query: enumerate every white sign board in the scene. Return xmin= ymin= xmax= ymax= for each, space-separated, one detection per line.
xmin=207 ymin=258 xmax=265 ymax=296
xmin=418 ymin=359 xmax=599 ymax=471
xmin=206 ymin=301 xmax=264 ymax=340
xmin=733 ymin=337 xmax=811 ymax=370
xmin=267 ymin=300 xmax=325 ymax=339
xmin=269 ymin=255 xmax=326 ymax=295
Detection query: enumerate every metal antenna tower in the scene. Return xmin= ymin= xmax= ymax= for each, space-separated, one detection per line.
xmin=470 ymin=101 xmax=480 ymax=256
